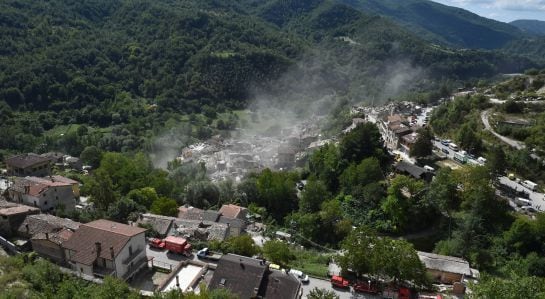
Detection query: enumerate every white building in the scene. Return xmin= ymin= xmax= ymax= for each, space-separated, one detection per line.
xmin=62 ymin=219 xmax=148 ymax=281
xmin=7 ymin=175 xmax=79 ymax=212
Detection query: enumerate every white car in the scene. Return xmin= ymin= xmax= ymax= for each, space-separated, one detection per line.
xmin=288 ymin=269 xmax=309 ymax=283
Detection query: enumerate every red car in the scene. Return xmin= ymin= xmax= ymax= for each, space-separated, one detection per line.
xmin=353 ymin=280 xmax=379 ymax=294
xmin=330 ymin=275 xmax=350 ymax=289
xmin=149 ymin=238 xmax=165 ymax=249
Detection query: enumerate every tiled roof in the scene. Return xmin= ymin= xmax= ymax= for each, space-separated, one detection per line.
xmin=11 ymin=176 xmax=77 ymax=197
xmin=178 ymin=206 xmax=220 ymax=222
xmin=63 ymin=220 xmax=146 ymax=265
xmin=5 ymin=153 xmax=50 ymax=169
xmin=259 ymin=270 xmax=301 ymax=299
xmin=0 ymin=205 xmax=40 ymax=216
xmin=418 ymin=251 xmax=471 ymax=276
xmin=18 ymin=214 xmax=80 ymax=236
xmin=32 ymin=228 xmax=74 ymax=245
xmin=209 ymin=254 xmax=267 ymax=299
xmin=137 ymin=213 xmax=175 ymax=236
xmin=219 ymin=204 xmax=247 ymax=220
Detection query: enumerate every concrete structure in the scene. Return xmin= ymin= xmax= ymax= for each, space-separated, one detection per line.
xmin=7 ymin=175 xmax=79 ymax=212
xmin=63 ymin=219 xmax=148 ymax=280
xmin=418 ymin=251 xmax=476 ymax=284
xmin=5 ymin=153 xmax=51 ymax=177
xmin=0 ymin=200 xmax=40 ymax=237
xmin=159 ymin=261 xmax=208 ymax=293
xmin=174 ymin=219 xmax=229 ymax=241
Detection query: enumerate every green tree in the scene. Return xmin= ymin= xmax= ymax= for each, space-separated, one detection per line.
xmin=90 ymin=276 xmax=140 ymax=299
xmin=263 ymin=240 xmax=294 ymax=266
xmin=307 ymin=287 xmax=340 ymax=299
xmin=107 ymin=198 xmax=144 ymax=223
xmin=150 ymin=197 xmax=178 ymax=217
xmin=488 ymin=146 xmax=506 ymax=178
xmin=127 ymin=187 xmax=159 ymax=209
xmin=457 ymin=123 xmax=482 ymax=154
xmin=299 ymin=177 xmax=331 ymax=213
xmin=339 ymin=157 xmax=383 ymax=196
xmin=80 ymin=146 xmax=103 ymax=168
xmin=88 ymin=169 xmax=118 ymax=211
xmin=410 ymin=128 xmax=433 ymax=157
xmin=470 ymin=273 xmax=545 ymax=299
xmin=221 ymin=235 xmax=260 ymax=257
xmin=339 ymin=123 xmax=387 ymax=165
xmin=255 ymin=169 xmax=298 ymax=221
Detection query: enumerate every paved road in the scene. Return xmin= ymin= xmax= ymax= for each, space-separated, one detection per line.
xmin=481 ymin=109 xmax=526 ymax=150
xmin=302 ymin=277 xmax=380 ymax=299
xmin=432 ymin=140 xmax=481 ymax=166
xmin=498 ymin=176 xmax=545 ymax=212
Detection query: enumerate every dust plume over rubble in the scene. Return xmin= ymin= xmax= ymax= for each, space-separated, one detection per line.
xmin=157 ymin=49 xmax=429 ymax=178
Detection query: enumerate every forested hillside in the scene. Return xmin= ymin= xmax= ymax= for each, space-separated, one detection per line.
xmin=336 ymin=0 xmax=524 ymax=49
xmin=511 ymin=20 xmax=545 ymax=36
xmin=0 ymin=0 xmax=542 ymax=157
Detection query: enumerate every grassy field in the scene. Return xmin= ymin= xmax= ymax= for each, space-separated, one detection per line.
xmin=288 ymin=248 xmax=332 ymax=278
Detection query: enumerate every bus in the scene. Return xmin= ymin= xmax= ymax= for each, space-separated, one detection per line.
xmin=515 ymin=197 xmax=532 ymax=207
xmin=453 ymin=152 xmax=467 ymax=164
xmin=521 ymin=180 xmax=538 ymax=191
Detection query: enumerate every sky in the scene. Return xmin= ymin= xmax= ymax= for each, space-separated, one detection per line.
xmin=432 ymin=0 xmax=545 ymax=22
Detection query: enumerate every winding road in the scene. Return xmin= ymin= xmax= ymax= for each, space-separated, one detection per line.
xmin=480 ymin=109 xmax=526 ymax=150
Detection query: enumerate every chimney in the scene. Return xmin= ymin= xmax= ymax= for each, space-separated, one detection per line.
xmin=110 ymin=246 xmax=115 ymax=259
xmin=95 ymin=242 xmax=101 ymax=257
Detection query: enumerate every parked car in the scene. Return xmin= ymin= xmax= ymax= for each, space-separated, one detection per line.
xmin=288 ymin=269 xmax=309 ymax=283
xmin=441 ymin=139 xmax=451 ymax=146
xmin=331 ymin=275 xmax=350 ymax=289
xmin=197 ymin=248 xmax=223 ymax=261
xmin=441 ymin=148 xmax=449 ymax=155
xmin=149 ymin=238 xmax=165 ymax=249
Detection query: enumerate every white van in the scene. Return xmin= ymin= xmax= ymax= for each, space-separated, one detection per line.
xmin=448 ymin=143 xmax=459 ymax=151
xmin=424 ymin=165 xmax=435 ymax=172
xmin=515 ymin=197 xmax=532 ymax=207
xmin=521 ymin=180 xmax=538 ymax=191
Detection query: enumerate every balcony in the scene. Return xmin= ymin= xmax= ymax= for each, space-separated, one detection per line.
xmin=122 ymin=247 xmax=144 ymax=265
xmin=122 ymin=255 xmax=148 ymax=281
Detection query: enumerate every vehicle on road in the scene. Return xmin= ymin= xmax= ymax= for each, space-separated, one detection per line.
xmin=149 ymin=238 xmax=165 ymax=249
xmin=515 ymin=197 xmax=532 ymax=207
xmin=441 ymin=148 xmax=449 ymax=155
xmin=521 ymin=206 xmax=538 ymax=214
xmin=269 ymin=263 xmax=281 ymax=270
xmin=448 ymin=143 xmax=459 ymax=151
xmin=467 ymin=153 xmax=476 ymax=160
xmin=197 ymin=248 xmax=222 ymax=261
xmin=508 ymin=173 xmax=516 ymax=180
xmin=330 ymin=275 xmax=350 ymax=289
xmin=288 ymin=269 xmax=309 ymax=283
xmin=521 ymin=180 xmax=538 ymax=191
xmin=453 ymin=152 xmax=467 ymax=164
xmin=477 ymin=157 xmax=487 ymax=165
xmin=424 ymin=165 xmax=435 ymax=172
xmin=353 ymin=280 xmax=379 ymax=294
xmin=440 ymin=139 xmax=451 ymax=146
xmin=164 ymin=236 xmax=192 ymax=256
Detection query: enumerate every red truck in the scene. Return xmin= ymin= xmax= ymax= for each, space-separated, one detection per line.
xmin=330 ymin=275 xmax=350 ymax=289
xmin=149 ymin=238 xmax=165 ymax=249
xmin=163 ymin=236 xmax=192 ymax=256
xmin=353 ymin=280 xmax=379 ymax=294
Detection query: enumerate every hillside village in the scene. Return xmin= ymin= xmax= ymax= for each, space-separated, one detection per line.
xmin=4 ymin=78 xmax=545 ymax=298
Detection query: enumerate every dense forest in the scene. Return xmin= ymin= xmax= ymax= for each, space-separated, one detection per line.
xmin=1 ymin=0 xmax=543 ymax=158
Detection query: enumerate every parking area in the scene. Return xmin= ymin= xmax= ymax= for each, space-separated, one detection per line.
xmin=498 ymin=176 xmax=545 ymax=212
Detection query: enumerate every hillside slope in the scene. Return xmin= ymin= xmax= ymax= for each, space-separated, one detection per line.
xmin=338 ymin=0 xmax=524 ymax=49
xmin=511 ymin=20 xmax=545 ymax=36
